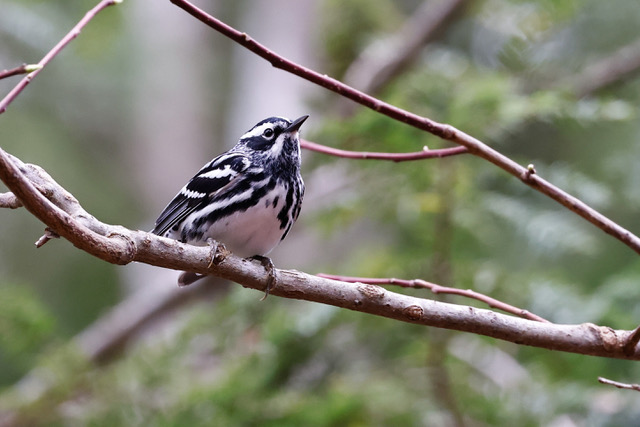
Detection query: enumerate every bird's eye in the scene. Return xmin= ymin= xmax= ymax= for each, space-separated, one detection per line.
xmin=263 ymin=128 xmax=275 ymax=139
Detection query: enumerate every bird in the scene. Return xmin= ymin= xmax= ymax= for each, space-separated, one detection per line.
xmin=151 ymin=115 xmax=308 ymax=296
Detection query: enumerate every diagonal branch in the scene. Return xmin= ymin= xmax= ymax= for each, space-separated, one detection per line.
xmin=1 ymin=147 xmax=640 ymax=360
xmin=598 ymin=377 xmax=640 ymax=392
xmin=0 ymin=0 xmax=120 ymax=115
xmin=0 ymin=0 xmax=639 ymax=366
xmin=169 ymin=0 xmax=640 ymax=256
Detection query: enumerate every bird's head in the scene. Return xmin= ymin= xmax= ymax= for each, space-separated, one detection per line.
xmin=237 ymin=115 xmax=309 ymax=164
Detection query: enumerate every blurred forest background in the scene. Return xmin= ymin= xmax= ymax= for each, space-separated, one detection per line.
xmin=2 ymin=0 xmax=640 ymax=425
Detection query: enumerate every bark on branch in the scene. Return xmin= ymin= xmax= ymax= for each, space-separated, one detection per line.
xmin=2 ymin=0 xmax=640 ymax=366
xmin=169 ymin=0 xmax=640 ymax=256
xmin=1 ymin=148 xmax=640 ymax=361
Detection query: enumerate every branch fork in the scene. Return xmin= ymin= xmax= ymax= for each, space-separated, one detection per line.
xmin=170 ymin=0 xmax=640 ymax=256
xmin=1 ymin=0 xmax=640 ymax=363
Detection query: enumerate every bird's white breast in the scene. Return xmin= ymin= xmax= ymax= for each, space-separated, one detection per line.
xmin=186 ymin=185 xmax=289 ymax=257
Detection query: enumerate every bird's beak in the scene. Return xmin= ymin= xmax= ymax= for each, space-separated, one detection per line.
xmin=285 ymin=115 xmax=309 ymax=133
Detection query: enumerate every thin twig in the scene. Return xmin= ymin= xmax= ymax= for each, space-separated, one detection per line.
xmin=0 ymin=0 xmax=120 ymax=115
xmin=2 ymin=149 xmax=640 ymax=360
xmin=623 ymin=325 xmax=640 ymax=355
xmin=0 ymin=140 xmax=467 ymax=214
xmin=317 ymin=274 xmax=550 ymax=323
xmin=35 ymin=228 xmax=60 ymax=248
xmin=169 ymin=0 xmax=640 ymax=256
xmin=598 ymin=377 xmax=640 ymax=392
xmin=0 ymin=192 xmax=22 ymax=208
xmin=0 ymin=0 xmax=638 ymax=365
xmin=0 ymin=64 xmax=42 ymax=81
xmin=301 ymin=139 xmax=468 ymax=162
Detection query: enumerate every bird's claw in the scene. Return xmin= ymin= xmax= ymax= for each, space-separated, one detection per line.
xmin=206 ymin=238 xmax=220 ymax=268
xmin=178 ymin=239 xmax=223 ymax=287
xmin=250 ymin=255 xmax=277 ymax=301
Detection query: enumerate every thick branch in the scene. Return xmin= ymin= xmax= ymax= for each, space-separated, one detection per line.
xmin=169 ymin=0 xmax=640 ymax=256
xmin=1 ymin=149 xmax=640 ymax=360
xmin=0 ymin=150 xmax=119 ymax=260
xmin=0 ymin=0 xmax=639 ymax=363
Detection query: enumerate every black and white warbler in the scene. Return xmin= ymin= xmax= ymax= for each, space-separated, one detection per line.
xmin=152 ymin=115 xmax=308 ymax=293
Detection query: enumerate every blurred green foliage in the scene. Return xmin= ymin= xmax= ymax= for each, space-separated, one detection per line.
xmin=2 ymin=0 xmax=640 ymax=425
xmin=0 ymin=284 xmax=56 ymax=384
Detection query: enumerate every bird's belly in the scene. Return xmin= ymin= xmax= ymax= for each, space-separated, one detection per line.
xmin=198 ymin=201 xmax=285 ymax=257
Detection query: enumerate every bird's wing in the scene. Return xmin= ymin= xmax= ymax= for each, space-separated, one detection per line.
xmin=151 ymin=153 xmax=251 ymax=237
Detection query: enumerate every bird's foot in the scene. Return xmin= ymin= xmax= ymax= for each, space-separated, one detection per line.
xmin=206 ymin=238 xmax=222 ymax=268
xmin=250 ymin=255 xmax=277 ymax=301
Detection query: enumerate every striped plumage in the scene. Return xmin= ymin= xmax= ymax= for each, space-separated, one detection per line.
xmin=152 ymin=115 xmax=307 ymax=259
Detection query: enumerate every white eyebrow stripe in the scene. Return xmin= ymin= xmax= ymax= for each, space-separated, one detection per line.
xmin=243 ymin=123 xmax=273 ymax=139
xmin=241 ymin=118 xmax=291 ymax=139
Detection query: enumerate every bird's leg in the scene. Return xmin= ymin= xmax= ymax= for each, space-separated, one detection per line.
xmin=178 ymin=238 xmax=222 ymax=287
xmin=206 ymin=238 xmax=220 ymax=268
xmin=250 ymin=255 xmax=277 ymax=301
